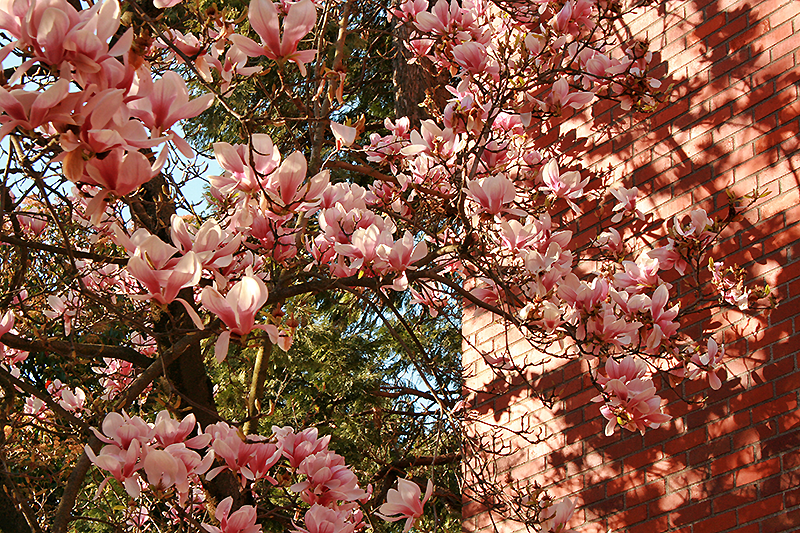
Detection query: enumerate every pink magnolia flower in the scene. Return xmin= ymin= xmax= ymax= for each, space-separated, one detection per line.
xmin=160 ymin=30 xmax=215 ymax=81
xmin=389 ymin=0 xmax=428 ymax=22
xmin=264 ymin=151 xmax=329 ymax=209
xmin=376 ymin=478 xmax=433 ymax=533
xmin=205 ymin=422 xmax=257 ymax=482
xmin=377 ymin=230 xmax=428 ymax=290
xmin=152 ymin=410 xmax=211 ymax=449
xmin=217 ymin=45 xmax=263 ymax=91
xmin=143 ymin=443 xmax=212 ymax=505
xmin=649 ymin=284 xmax=679 ymax=335
xmin=210 ymin=135 xmax=281 ymax=195
xmin=499 ymin=220 xmax=538 ymax=254
xmin=83 ymin=147 xmax=164 ymax=197
xmin=710 ymin=261 xmax=750 ymax=310
xmin=17 ymin=210 xmax=48 ymax=236
xmin=613 ymin=256 xmax=661 ymax=293
xmin=539 ymin=159 xmax=589 ymax=211
xmin=59 ymin=88 xmax=166 ymax=183
xmin=129 ymin=71 xmax=214 ymax=156
xmin=465 ymin=174 xmax=516 ymax=216
xmin=171 ymin=216 xmax=243 ymax=270
xmin=409 ymin=283 xmax=447 ymax=317
xmin=201 ymin=273 xmax=281 ymax=362
xmin=596 ymin=228 xmax=623 ymax=255
xmin=2 ymin=0 xmax=131 ymax=82
xmin=0 ymin=78 xmax=75 ymax=139
xmin=413 ymin=0 xmax=471 ymax=35
xmin=451 ymin=42 xmax=499 ymax=80
xmin=273 ymin=426 xmax=331 ymax=469
xmin=552 ymin=0 xmax=593 ymax=36
xmin=331 ymin=122 xmax=357 ymax=149
xmin=697 ymin=338 xmax=725 ymax=390
xmin=673 ymin=208 xmax=715 ymax=244
xmin=540 ymin=497 xmax=576 ymax=533
xmin=0 ymin=309 xmax=15 ymax=337
xmin=586 ymin=303 xmax=641 ymax=348
xmin=246 ymin=441 xmax=283 ymax=483
xmin=597 ymin=377 xmax=672 ymax=435
xmin=292 ymin=450 xmax=368 ymax=506
xmin=49 ymin=380 xmax=86 ymax=412
xmin=595 ymin=355 xmax=647 ymax=387
xmin=202 ymin=497 xmax=262 ymax=533
xmin=557 ymin=273 xmax=608 ymax=314
xmin=85 ymin=438 xmax=145 ymax=498
xmin=547 ymin=78 xmax=594 ymax=112
xmin=231 ymin=0 xmax=317 ymax=75
xmin=128 ymin=247 xmax=202 ymax=306
xmin=43 ymin=292 xmax=80 ymax=336
xmin=93 ymin=357 xmax=139 ymax=400
xmin=647 ymin=239 xmax=687 ymax=276
xmin=334 ymin=223 xmax=395 ymax=273
xmin=154 ymin=0 xmax=183 ymax=8
xmin=593 ymin=357 xmax=671 ymax=436
xmin=610 ymin=186 xmax=644 ymax=223
xmin=92 ymin=411 xmax=154 ymax=449
xmin=294 ymin=505 xmax=356 ymax=533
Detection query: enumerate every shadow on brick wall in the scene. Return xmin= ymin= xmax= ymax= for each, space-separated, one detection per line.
xmin=464 ymin=0 xmax=800 ymax=531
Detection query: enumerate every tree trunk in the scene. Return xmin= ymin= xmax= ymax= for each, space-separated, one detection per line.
xmin=393 ymin=22 xmax=450 ymax=125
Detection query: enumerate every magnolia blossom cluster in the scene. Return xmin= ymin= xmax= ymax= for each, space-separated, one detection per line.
xmin=390 ymin=0 xmax=665 ymax=118
xmin=592 ymin=357 xmax=671 ymax=436
xmin=87 ymin=411 xmax=375 ymax=533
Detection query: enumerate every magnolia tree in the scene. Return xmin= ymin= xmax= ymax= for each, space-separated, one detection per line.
xmin=0 ymin=0 xmax=774 ymax=532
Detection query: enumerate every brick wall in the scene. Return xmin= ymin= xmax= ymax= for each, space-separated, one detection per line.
xmin=463 ymin=0 xmax=800 ymax=531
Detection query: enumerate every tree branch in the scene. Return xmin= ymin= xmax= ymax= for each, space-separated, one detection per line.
xmin=0 ymin=333 xmax=152 ymax=369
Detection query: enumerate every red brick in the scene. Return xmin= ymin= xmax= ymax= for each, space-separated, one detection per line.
xmin=713 ymin=485 xmax=757 ymax=512
xmin=693 ymin=510 xmax=737 ymax=533
xmin=624 ymin=447 xmax=663 ymax=472
xmin=670 ymin=500 xmax=711 ymax=527
xmin=663 ymin=428 xmax=706 ymax=456
xmin=710 ymin=446 xmax=754 ymax=476
xmin=737 ymin=457 xmax=781 ymax=486
xmin=729 ymin=383 xmax=774 ymax=413
xmin=706 ymin=411 xmax=751 ymax=440
xmin=739 ymin=493 xmax=783 ymax=523
xmin=761 ymin=470 xmax=800 ymax=499
xmin=688 ymin=437 xmax=732 ymax=466
xmin=606 ymin=470 xmax=648 ymax=496
xmin=628 ymin=516 xmax=670 ymax=533
xmin=754 ymin=123 xmax=798 ymax=154
xmin=753 ymin=394 xmax=798 ymax=422
xmin=761 ymin=509 xmax=800 ymax=533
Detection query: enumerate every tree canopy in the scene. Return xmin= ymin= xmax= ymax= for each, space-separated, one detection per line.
xmin=0 ymin=0 xmax=774 ymax=531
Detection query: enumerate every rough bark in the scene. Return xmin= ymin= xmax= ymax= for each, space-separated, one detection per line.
xmin=393 ymin=23 xmax=450 ymax=125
